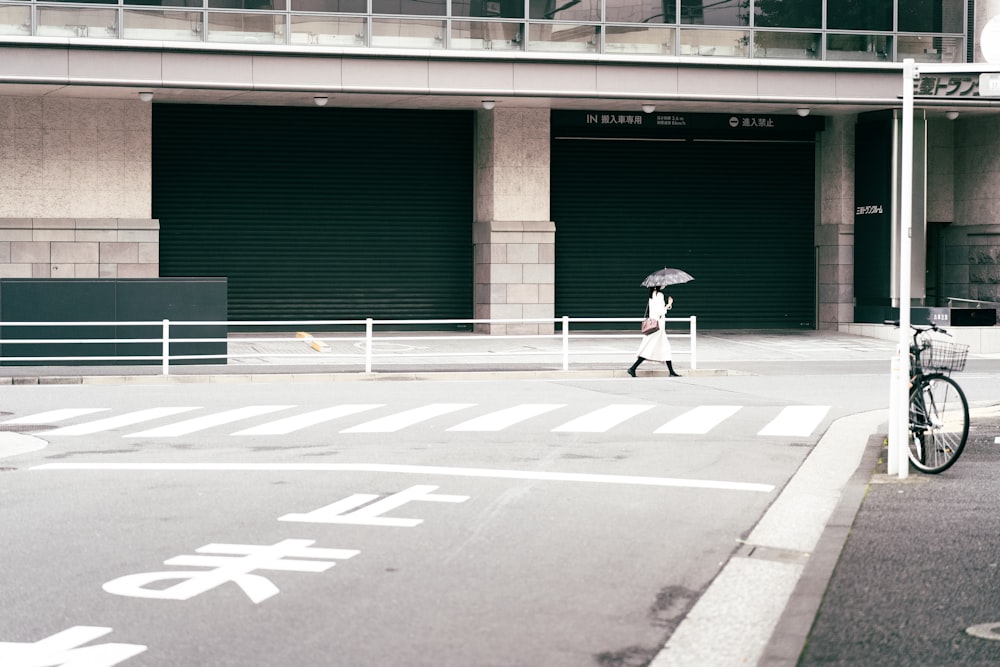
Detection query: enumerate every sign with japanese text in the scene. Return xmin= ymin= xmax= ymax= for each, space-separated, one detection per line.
xmin=553 ymin=110 xmax=823 ymax=138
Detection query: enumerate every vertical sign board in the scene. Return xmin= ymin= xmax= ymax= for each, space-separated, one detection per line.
xmin=853 ymin=111 xmax=928 ymax=323
xmin=854 ymin=113 xmax=894 ymax=323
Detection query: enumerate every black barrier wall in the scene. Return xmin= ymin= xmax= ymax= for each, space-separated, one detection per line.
xmin=0 ymin=278 xmax=227 ymax=365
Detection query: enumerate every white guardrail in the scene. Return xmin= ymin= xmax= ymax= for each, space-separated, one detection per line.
xmin=0 ymin=316 xmax=697 ymax=376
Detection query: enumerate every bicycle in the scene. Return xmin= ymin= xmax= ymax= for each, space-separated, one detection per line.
xmin=892 ymin=322 xmax=971 ymax=473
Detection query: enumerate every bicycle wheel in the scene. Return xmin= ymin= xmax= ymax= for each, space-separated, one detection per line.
xmin=907 ymin=373 xmax=970 ymax=474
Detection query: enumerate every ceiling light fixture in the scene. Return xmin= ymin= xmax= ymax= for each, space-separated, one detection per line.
xmin=481 ymin=100 xmax=496 ymax=110
xmin=314 ymin=96 xmax=329 ymax=107
xmin=795 ymin=107 xmax=811 ymax=117
xmin=946 ymin=110 xmax=959 ymax=120
xmin=138 ymin=91 xmax=154 ymax=103
xmin=642 ymin=104 xmax=656 ymax=114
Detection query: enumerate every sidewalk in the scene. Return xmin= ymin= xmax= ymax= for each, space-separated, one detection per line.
xmin=775 ymin=408 xmax=1000 ymax=667
xmin=0 ymin=329 xmax=900 ymax=383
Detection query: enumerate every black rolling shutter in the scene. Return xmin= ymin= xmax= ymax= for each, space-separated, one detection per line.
xmin=154 ymin=105 xmax=473 ymax=323
xmin=552 ymin=137 xmax=816 ymax=329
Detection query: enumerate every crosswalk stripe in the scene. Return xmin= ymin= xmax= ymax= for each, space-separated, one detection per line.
xmin=128 ymin=406 xmax=295 ymax=437
xmin=655 ymin=405 xmax=742 ymax=434
xmin=447 ymin=404 xmax=565 ymax=432
xmin=232 ymin=404 xmax=385 ymax=435
xmin=551 ymin=404 xmax=654 ymax=433
xmin=341 ymin=404 xmax=476 ymax=433
xmin=757 ymin=405 xmax=830 ymax=437
xmin=43 ymin=407 xmax=201 ymax=436
xmin=3 ymin=408 xmax=109 ymax=424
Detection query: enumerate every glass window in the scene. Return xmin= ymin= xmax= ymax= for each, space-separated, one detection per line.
xmin=679 ymin=27 xmax=748 ymax=55
xmin=826 ymin=33 xmax=891 ymax=60
xmin=372 ymin=0 xmax=445 ymax=16
xmin=453 ymin=0 xmax=525 ymax=19
xmin=289 ymin=15 xmax=366 ymax=44
xmin=123 ymin=9 xmax=204 ymax=40
xmin=125 ymin=0 xmax=204 ymax=7
xmin=753 ymin=30 xmax=819 ymax=58
xmin=37 ymin=7 xmax=117 ymax=36
xmin=898 ymin=0 xmax=964 ymax=34
xmin=529 ymin=0 xmax=598 ymax=22
xmin=897 ymin=35 xmax=963 ymax=63
xmin=527 ymin=22 xmax=597 ymax=51
xmin=604 ymin=24 xmax=674 ymax=53
xmin=207 ymin=11 xmax=282 ymax=42
xmin=680 ymin=0 xmax=747 ymax=26
xmin=606 ymin=0 xmax=673 ymax=24
xmin=292 ymin=0 xmax=366 ymax=12
xmin=450 ymin=20 xmax=522 ymax=49
xmin=754 ymin=0 xmax=820 ymax=29
xmin=209 ymin=0 xmax=286 ymax=9
xmin=371 ymin=17 xmax=444 ymax=46
xmin=827 ymin=0 xmax=891 ymax=32
xmin=0 ymin=5 xmax=30 ymax=35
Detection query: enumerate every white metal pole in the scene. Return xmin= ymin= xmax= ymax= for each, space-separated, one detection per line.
xmin=161 ymin=319 xmax=170 ymax=376
xmin=887 ymin=347 xmax=899 ymax=475
xmin=561 ymin=316 xmax=569 ymax=371
xmin=895 ymin=58 xmax=917 ymax=479
xmin=689 ymin=316 xmax=697 ymax=370
xmin=365 ymin=317 xmax=373 ymax=374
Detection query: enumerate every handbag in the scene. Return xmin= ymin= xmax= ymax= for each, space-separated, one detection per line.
xmin=641 ymin=305 xmax=659 ymax=335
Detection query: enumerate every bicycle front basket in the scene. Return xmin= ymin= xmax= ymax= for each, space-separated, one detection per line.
xmin=919 ymin=339 xmax=969 ymax=373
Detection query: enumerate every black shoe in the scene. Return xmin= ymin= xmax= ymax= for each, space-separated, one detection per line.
xmin=669 ymin=372 xmax=680 ymax=377
xmin=627 ymin=368 xmax=636 ymax=377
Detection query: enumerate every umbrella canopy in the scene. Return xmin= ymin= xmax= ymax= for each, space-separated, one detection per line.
xmin=641 ymin=267 xmax=694 ymax=288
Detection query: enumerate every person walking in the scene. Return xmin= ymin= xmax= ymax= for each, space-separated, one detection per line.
xmin=627 ymin=286 xmax=680 ymax=377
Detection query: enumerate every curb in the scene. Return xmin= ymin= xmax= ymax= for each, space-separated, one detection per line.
xmin=0 ymin=368 xmax=736 ymax=385
xmin=757 ymin=432 xmax=884 ymax=666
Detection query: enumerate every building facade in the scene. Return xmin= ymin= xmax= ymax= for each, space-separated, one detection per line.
xmin=0 ymin=0 xmax=998 ymax=332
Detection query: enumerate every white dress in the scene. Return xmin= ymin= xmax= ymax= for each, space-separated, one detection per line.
xmin=636 ymin=292 xmax=672 ymax=362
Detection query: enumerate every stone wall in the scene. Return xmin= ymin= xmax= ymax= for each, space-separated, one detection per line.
xmin=0 ymin=96 xmax=151 ymax=219
xmin=0 ymin=218 xmax=160 ymax=278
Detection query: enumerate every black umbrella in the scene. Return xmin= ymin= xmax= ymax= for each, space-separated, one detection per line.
xmin=641 ymin=267 xmax=694 ymax=288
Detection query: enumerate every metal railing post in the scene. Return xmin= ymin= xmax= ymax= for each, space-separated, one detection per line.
xmin=161 ymin=319 xmax=170 ymax=376
xmin=561 ymin=316 xmax=570 ymax=370
xmin=689 ymin=316 xmax=697 ymax=370
xmin=365 ymin=318 xmax=373 ymax=373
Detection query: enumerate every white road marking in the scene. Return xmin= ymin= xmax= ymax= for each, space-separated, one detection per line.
xmin=43 ymin=407 xmax=200 ymax=436
xmin=341 ymin=404 xmax=475 ymax=433
xmin=3 ymin=408 xmax=109 ymax=424
xmin=30 ymin=462 xmax=775 ymax=493
xmin=655 ymin=405 xmax=742 ymax=434
xmin=551 ymin=404 xmax=654 ymax=432
xmin=232 ymin=404 xmax=385 ymax=435
xmin=757 ymin=405 xmax=830 ymax=437
xmin=447 ymin=404 xmax=565 ymax=431
xmin=128 ymin=406 xmax=294 ymax=437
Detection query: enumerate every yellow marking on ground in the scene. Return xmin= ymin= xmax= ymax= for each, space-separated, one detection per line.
xmin=295 ymin=331 xmax=329 ymax=352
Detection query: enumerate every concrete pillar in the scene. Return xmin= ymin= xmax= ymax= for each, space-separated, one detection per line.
xmin=473 ymin=107 xmax=555 ymax=335
xmin=817 ymin=115 xmax=856 ymax=329
xmin=0 ymin=95 xmax=158 ymax=278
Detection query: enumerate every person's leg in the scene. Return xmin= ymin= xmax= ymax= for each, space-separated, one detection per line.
xmin=627 ymin=357 xmax=645 ymax=377
xmin=666 ymin=360 xmax=680 ymax=377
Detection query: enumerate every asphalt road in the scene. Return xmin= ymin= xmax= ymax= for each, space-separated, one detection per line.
xmin=1 ymin=367 xmax=997 ymax=666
